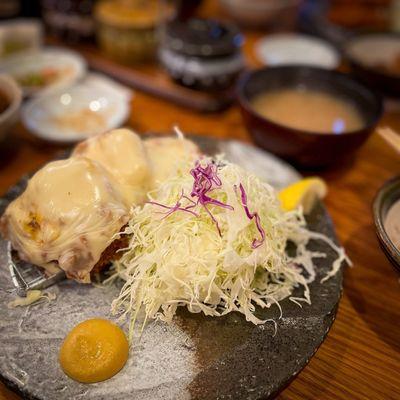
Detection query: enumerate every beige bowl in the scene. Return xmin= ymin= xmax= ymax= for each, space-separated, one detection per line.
xmin=94 ymin=0 xmax=166 ymax=64
xmin=0 ymin=74 xmax=22 ymax=142
xmin=219 ymin=0 xmax=301 ymax=29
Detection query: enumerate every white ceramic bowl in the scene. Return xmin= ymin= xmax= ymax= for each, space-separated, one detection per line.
xmin=0 ymin=47 xmax=86 ymax=97
xmin=22 ymin=77 xmax=130 ymax=143
xmin=0 ymin=73 xmax=22 ymax=142
xmin=219 ymin=0 xmax=301 ymax=28
xmin=255 ymin=33 xmax=340 ymax=69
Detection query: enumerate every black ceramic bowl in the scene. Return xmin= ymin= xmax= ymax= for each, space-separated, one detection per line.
xmin=160 ymin=18 xmax=244 ymax=91
xmin=237 ymin=66 xmax=383 ymax=168
xmin=344 ymin=33 xmax=400 ymax=98
xmin=373 ymin=176 xmax=400 ymax=273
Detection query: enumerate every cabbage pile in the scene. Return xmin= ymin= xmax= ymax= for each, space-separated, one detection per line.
xmin=109 ymin=156 xmax=347 ymax=339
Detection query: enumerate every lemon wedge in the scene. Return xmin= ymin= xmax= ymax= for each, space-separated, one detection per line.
xmin=278 ymin=177 xmax=327 ymax=214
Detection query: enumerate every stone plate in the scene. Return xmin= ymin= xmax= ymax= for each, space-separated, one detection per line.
xmin=0 ymin=137 xmax=343 ymax=400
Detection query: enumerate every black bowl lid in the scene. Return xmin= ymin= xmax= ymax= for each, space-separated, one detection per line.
xmin=163 ymin=18 xmax=243 ymax=58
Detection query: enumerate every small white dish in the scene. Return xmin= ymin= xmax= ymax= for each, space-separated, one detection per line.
xmin=0 ymin=47 xmax=86 ymax=97
xmin=22 ymin=75 xmax=131 ymax=143
xmin=255 ymin=33 xmax=340 ymax=69
xmin=83 ymin=72 xmax=132 ymax=102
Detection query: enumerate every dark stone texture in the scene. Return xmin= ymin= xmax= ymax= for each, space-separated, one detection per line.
xmin=0 ymin=137 xmax=343 ymax=399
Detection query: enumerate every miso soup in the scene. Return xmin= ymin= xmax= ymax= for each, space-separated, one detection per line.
xmin=251 ymin=88 xmax=364 ymax=134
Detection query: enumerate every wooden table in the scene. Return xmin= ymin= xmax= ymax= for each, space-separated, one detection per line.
xmin=1 ymin=3 xmax=400 ymax=400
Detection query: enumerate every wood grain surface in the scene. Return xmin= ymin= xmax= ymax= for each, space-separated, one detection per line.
xmin=1 ymin=2 xmax=400 ymax=399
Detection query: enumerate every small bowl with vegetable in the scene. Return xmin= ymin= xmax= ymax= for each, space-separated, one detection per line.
xmin=237 ymin=66 xmax=383 ymax=168
xmin=0 ymin=73 xmax=22 ymax=143
xmin=0 ymin=47 xmax=86 ymax=97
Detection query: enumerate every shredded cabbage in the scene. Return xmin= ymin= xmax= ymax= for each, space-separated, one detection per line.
xmin=8 ymin=290 xmax=57 ymax=308
xmin=109 ymin=156 xmax=349 ymax=340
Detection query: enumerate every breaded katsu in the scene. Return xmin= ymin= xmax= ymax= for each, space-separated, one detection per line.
xmin=0 ymin=129 xmax=200 ymax=282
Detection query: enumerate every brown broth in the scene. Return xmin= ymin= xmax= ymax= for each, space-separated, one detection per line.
xmin=0 ymin=89 xmax=10 ymax=115
xmin=251 ymin=88 xmax=364 ymax=134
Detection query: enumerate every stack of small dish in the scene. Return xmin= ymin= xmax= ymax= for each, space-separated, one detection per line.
xmin=0 ymin=44 xmax=132 ymax=143
xmin=22 ymin=72 xmax=131 ymax=143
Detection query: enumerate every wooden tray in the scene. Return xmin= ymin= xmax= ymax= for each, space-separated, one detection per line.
xmin=53 ymin=40 xmax=236 ymax=113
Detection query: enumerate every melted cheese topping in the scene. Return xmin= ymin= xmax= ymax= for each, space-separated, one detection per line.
xmin=73 ymin=129 xmax=151 ymax=206
xmin=144 ymin=137 xmax=200 ymax=187
xmin=1 ymin=130 xmax=200 ymax=283
xmin=1 ymin=157 xmax=129 ymax=282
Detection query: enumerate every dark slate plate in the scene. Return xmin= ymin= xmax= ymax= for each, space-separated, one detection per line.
xmin=0 ymin=137 xmax=343 ymax=400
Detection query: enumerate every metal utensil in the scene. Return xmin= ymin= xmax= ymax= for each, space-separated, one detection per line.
xmin=7 ymin=242 xmax=65 ymax=297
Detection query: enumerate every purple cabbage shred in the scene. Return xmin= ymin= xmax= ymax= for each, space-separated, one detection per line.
xmin=147 ymin=160 xmax=233 ymax=237
xmin=190 ymin=161 xmax=233 ymax=236
xmin=236 ymin=183 xmax=265 ymax=249
xmin=147 ymin=190 xmax=199 ymax=219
